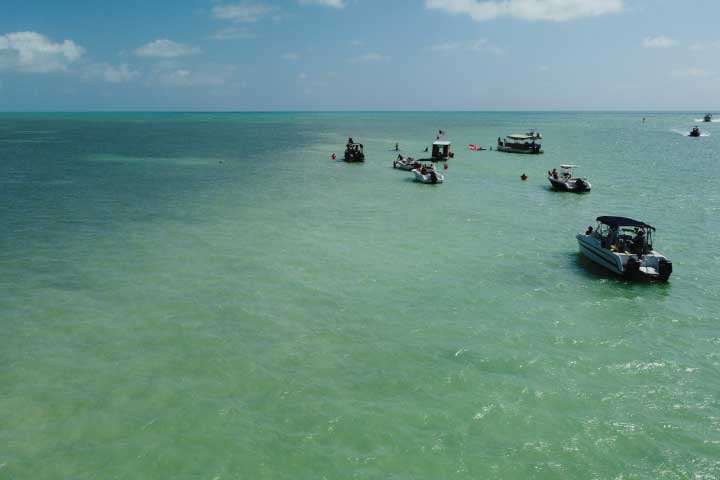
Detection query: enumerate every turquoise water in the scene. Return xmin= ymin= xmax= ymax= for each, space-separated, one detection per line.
xmin=2 ymin=112 xmax=719 ymax=479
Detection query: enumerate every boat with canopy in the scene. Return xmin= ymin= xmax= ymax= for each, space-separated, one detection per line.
xmin=420 ymin=140 xmax=453 ymax=162
xmin=496 ymin=133 xmax=543 ymax=154
xmin=576 ymin=216 xmax=672 ymax=281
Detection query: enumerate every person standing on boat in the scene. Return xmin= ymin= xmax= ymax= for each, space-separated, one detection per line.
xmin=608 ymin=225 xmax=619 ymax=249
xmin=633 ymin=229 xmax=646 ymax=255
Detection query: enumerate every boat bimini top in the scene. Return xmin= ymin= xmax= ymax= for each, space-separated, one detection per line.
xmin=506 ymin=134 xmax=537 ymax=141
xmin=596 ymin=216 xmax=655 ymax=231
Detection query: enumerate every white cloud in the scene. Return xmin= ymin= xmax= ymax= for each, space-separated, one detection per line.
xmin=642 ymin=36 xmax=677 ymax=48
xmin=430 ymin=39 xmax=502 ymax=54
xmin=0 ymin=31 xmax=84 ymax=73
xmin=431 ymin=42 xmax=463 ymax=52
xmin=350 ymin=52 xmax=388 ymax=63
xmin=84 ymin=63 xmax=140 ymax=83
xmin=469 ymin=38 xmax=503 ymax=54
xmin=210 ymin=27 xmax=255 ymax=40
xmin=155 ymin=68 xmax=228 ymax=86
xmin=135 ymin=39 xmax=200 ymax=58
xmin=212 ymin=3 xmax=274 ymax=22
xmin=690 ymin=41 xmax=720 ymax=51
xmin=671 ymin=67 xmax=708 ymax=78
xmin=282 ymin=52 xmax=301 ymax=60
xmin=297 ymin=72 xmax=308 ymax=80
xmin=299 ymin=0 xmax=345 ymax=7
xmin=425 ymin=0 xmax=623 ymax=22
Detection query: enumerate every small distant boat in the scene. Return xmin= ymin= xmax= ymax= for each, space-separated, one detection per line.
xmin=497 ymin=133 xmax=543 ymax=154
xmin=393 ymin=156 xmax=420 ymax=171
xmin=421 ymin=140 xmax=453 ymax=162
xmin=468 ymin=144 xmax=486 ymax=151
xmin=704 ymin=113 xmax=713 ymax=123
xmin=344 ymin=140 xmax=365 ymax=162
xmin=548 ymin=165 xmax=591 ymax=193
xmin=689 ymin=126 xmax=701 ymax=137
xmin=577 ymin=216 xmax=672 ymax=281
xmin=412 ymin=164 xmax=444 ymax=184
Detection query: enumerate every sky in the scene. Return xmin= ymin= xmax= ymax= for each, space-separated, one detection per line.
xmin=1 ymin=0 xmax=719 ymax=111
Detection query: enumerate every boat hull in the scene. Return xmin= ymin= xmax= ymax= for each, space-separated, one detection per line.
xmin=576 ymin=234 xmax=624 ymax=274
xmin=548 ymin=177 xmax=591 ymax=192
xmin=497 ymin=146 xmax=543 ymax=154
xmin=412 ymin=169 xmax=444 ymax=184
xmin=393 ymin=159 xmax=419 ymax=171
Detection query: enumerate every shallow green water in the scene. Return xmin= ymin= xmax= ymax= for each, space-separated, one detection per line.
xmin=2 ymin=112 xmax=719 ymax=479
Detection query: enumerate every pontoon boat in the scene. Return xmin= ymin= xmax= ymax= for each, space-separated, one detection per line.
xmin=420 ymin=140 xmax=453 ymax=162
xmin=497 ymin=134 xmax=543 ymax=154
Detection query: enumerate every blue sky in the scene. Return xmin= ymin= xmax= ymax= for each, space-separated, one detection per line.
xmin=1 ymin=0 xmax=719 ymax=110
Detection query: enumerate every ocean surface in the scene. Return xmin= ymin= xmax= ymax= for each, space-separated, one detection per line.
xmin=1 ymin=112 xmax=719 ymax=479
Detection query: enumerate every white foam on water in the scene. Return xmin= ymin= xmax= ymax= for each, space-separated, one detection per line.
xmin=672 ymin=128 xmax=711 ymax=137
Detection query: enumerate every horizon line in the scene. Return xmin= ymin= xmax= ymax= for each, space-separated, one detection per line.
xmin=0 ymin=109 xmax=714 ymax=114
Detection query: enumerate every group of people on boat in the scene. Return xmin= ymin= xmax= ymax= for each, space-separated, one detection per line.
xmin=546 ymin=165 xmax=592 ymax=192
xmin=586 ymin=225 xmax=648 ymax=256
xmin=417 ymin=164 xmax=436 ymax=175
xmin=417 ymin=164 xmax=440 ymax=183
xmin=346 ymin=145 xmax=362 ymax=159
xmin=344 ymin=137 xmax=364 ymax=161
xmin=548 ymin=168 xmax=571 ymax=181
xmin=393 ymin=154 xmax=421 ymax=170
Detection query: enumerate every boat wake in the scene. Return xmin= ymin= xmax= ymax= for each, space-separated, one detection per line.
xmin=694 ymin=118 xmax=720 ymax=123
xmin=672 ymin=129 xmax=710 ymax=137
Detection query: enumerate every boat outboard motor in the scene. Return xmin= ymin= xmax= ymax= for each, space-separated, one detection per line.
xmin=625 ymin=257 xmax=641 ymax=276
xmin=658 ymin=259 xmax=673 ymax=281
